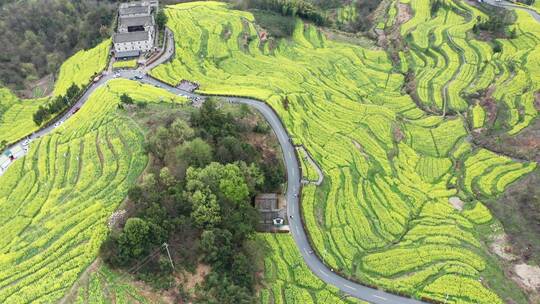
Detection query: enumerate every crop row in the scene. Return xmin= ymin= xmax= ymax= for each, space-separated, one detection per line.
xmin=146 ymin=2 xmax=537 ymax=303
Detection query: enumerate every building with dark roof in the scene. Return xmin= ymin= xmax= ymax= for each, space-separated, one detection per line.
xmin=113 ymin=1 xmax=157 ymax=58
xmin=118 ymin=15 xmax=155 ymax=33
xmin=119 ymin=3 xmax=151 ymax=17
xmin=113 ymin=31 xmax=153 ymax=55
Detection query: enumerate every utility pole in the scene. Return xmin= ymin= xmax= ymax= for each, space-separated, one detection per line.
xmin=163 ymin=243 xmax=174 ymax=270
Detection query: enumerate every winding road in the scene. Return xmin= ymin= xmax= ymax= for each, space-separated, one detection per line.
xmin=485 ymin=0 xmax=540 ymax=22
xmin=3 ymin=1 xmax=537 ymax=301
xmin=0 ymin=74 xmax=425 ymax=304
xmin=1 ymin=69 xmax=425 ymax=304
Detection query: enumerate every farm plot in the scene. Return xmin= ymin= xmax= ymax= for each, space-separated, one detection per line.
xmin=0 ymin=40 xmax=111 ymax=147
xmin=0 ymin=80 xmax=187 ymax=303
xmin=53 ymin=39 xmax=111 ymax=96
xmin=0 ymin=89 xmax=47 ymax=145
xmin=71 ymin=263 xmax=156 ymax=304
xmin=150 ymin=2 xmax=537 ymax=303
xmin=112 ymin=59 xmax=138 ymax=70
xmin=259 ymin=234 xmax=363 ymax=304
xmin=402 ymin=0 xmax=540 ymax=135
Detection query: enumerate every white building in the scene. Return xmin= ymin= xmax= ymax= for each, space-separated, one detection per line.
xmin=113 ymin=31 xmax=154 ymax=55
xmin=113 ymin=1 xmax=158 ymax=58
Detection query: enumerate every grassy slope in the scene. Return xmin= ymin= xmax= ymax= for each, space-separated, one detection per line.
xmin=71 ymin=263 xmax=158 ymax=304
xmin=0 ymin=88 xmax=47 ymax=144
xmin=0 ymin=40 xmax=111 ymax=145
xmin=53 ymin=39 xmax=111 ymax=96
xmin=150 ymin=2 xmax=538 ymax=303
xmin=258 ymin=234 xmax=364 ymax=304
xmin=0 ymin=79 xmax=187 ymax=303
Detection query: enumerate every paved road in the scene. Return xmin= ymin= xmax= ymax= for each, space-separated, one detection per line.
xmin=145 ymin=28 xmax=175 ymax=72
xmin=485 ymin=0 xmax=540 ymax=22
xmin=0 ymin=68 xmax=426 ymax=303
xmin=0 ymin=4 xmax=535 ymax=301
xmin=0 ymin=26 xmax=430 ymax=304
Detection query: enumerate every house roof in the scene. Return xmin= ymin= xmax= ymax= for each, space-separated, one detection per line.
xmin=113 ymin=31 xmax=150 ymax=43
xmin=115 ymin=50 xmax=141 ymax=58
xmin=119 ymin=15 xmax=154 ymax=28
xmin=119 ymin=5 xmax=150 ymax=16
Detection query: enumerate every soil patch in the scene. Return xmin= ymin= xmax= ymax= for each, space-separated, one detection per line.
xmin=448 ymin=197 xmax=464 ymax=211
xmin=487 ymin=169 xmax=540 ymax=264
xmin=514 ymin=263 xmax=540 ymax=290
xmin=181 ymin=263 xmax=211 ymax=291
xmin=397 ymin=3 xmax=412 ymax=25
xmin=490 ymin=234 xmax=518 ymax=262
xmin=18 ymin=74 xmax=54 ymax=99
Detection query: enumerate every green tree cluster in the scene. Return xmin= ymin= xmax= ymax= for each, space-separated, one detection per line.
xmin=0 ymin=0 xmax=116 ymax=91
xmin=33 ymin=83 xmax=80 ymax=125
xmin=101 ymin=98 xmax=285 ymax=302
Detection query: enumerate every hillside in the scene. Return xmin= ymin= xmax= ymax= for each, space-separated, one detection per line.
xmin=0 ymin=0 xmax=539 ymax=303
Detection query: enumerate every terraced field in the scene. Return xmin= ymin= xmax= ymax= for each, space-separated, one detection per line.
xmin=151 ymin=2 xmax=538 ymax=303
xmin=0 ymin=40 xmax=111 ymax=146
xmin=53 ymin=39 xmax=111 ymax=96
xmin=0 ymin=89 xmax=47 ymax=145
xmin=259 ymin=234 xmax=363 ymax=304
xmin=402 ymin=0 xmax=540 ymax=136
xmin=0 ymin=80 xmax=187 ymax=303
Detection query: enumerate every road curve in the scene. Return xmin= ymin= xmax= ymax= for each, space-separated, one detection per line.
xmin=485 ymin=0 xmax=540 ymax=22
xmin=3 ymin=4 xmax=540 ymax=301
xmin=0 ymin=69 xmax=426 ymax=304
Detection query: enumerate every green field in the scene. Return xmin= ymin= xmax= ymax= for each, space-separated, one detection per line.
xmin=0 ymin=89 xmax=47 ymax=145
xmin=0 ymin=79 xmax=187 ymax=303
xmin=70 ymin=263 xmax=157 ymax=304
xmin=150 ymin=2 xmax=538 ymax=303
xmin=112 ymin=59 xmax=138 ymax=69
xmin=0 ymin=40 xmax=111 ymax=146
xmin=259 ymin=234 xmax=363 ymax=304
xmin=53 ymin=39 xmax=111 ymax=96
xmin=0 ymin=0 xmax=538 ymax=303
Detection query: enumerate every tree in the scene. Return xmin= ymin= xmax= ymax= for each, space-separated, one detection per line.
xmin=200 ymin=229 xmax=233 ymax=265
xmin=66 ymin=83 xmax=80 ymax=100
xmin=176 ymin=138 xmax=213 ymax=168
xmin=146 ymin=126 xmax=170 ymax=161
xmin=190 ymin=98 xmax=238 ymax=140
xmin=120 ymin=93 xmax=134 ymax=104
xmin=142 ymin=173 xmax=157 ymax=191
xmin=159 ymin=167 xmax=175 ymax=188
xmin=156 ymin=9 xmax=168 ymax=29
xmin=169 ymin=118 xmax=194 ymax=145
xmin=215 ymin=136 xmax=256 ymax=164
xmin=118 ymin=218 xmax=151 ymax=260
xmin=219 ymin=165 xmax=250 ymax=204
xmin=188 ymin=189 xmax=221 ymax=228
xmin=231 ymin=252 xmax=254 ymax=289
